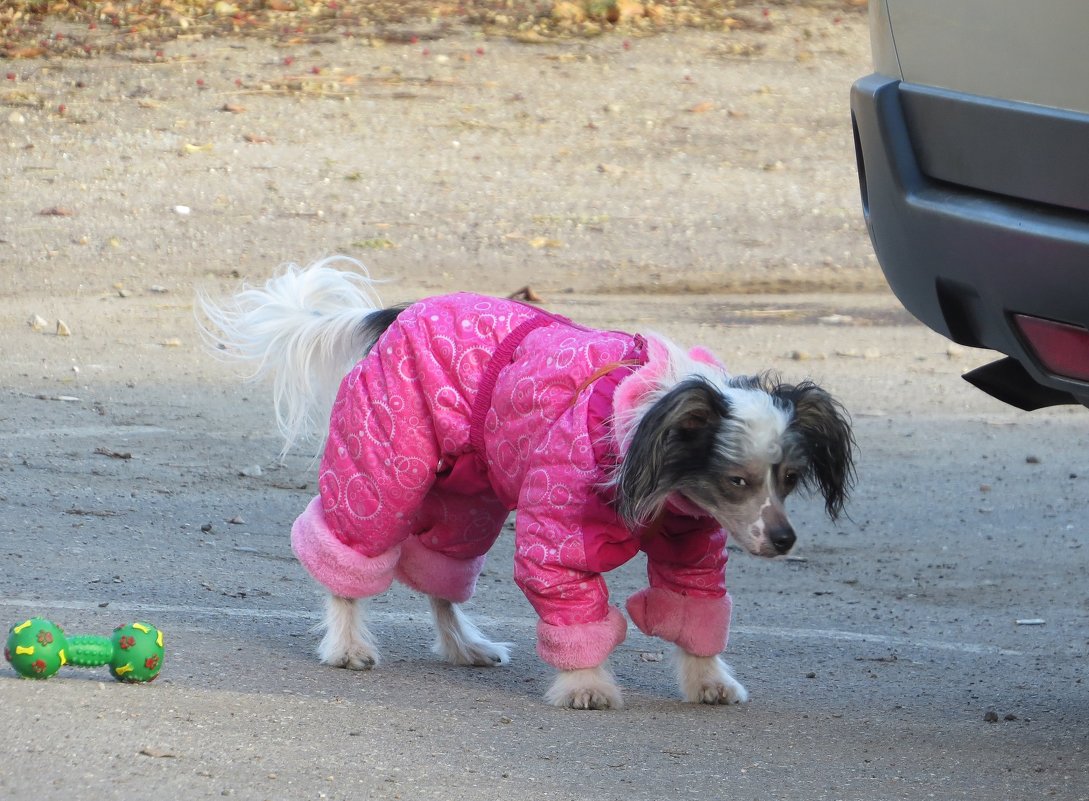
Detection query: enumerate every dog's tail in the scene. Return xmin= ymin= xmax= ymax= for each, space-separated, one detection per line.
xmin=198 ymin=256 xmax=396 ymax=457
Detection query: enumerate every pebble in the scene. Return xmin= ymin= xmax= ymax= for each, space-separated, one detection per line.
xmin=28 ymin=314 xmax=48 ymax=331
xmin=819 ymin=314 xmax=853 ymax=325
xmin=946 ymin=343 xmax=966 ymax=358
xmin=7 ymin=110 xmax=26 ymax=125
xmin=56 ymin=320 xmax=71 ymax=336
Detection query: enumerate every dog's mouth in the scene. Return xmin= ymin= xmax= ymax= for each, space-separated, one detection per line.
xmin=671 ymin=492 xmax=796 ymax=558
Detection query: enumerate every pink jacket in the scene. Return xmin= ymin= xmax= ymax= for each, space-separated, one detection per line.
xmin=291 ymin=294 xmax=733 ymax=670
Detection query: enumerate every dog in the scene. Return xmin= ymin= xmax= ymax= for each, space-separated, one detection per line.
xmin=200 ymin=257 xmax=855 ymax=709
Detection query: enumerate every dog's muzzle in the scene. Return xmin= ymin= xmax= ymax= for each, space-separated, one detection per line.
xmin=768 ymin=525 xmax=796 ymax=555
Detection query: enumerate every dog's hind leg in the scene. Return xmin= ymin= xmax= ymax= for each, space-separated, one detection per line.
xmin=429 ymin=597 xmax=511 ymax=667
xmin=316 ymin=594 xmax=380 ymax=669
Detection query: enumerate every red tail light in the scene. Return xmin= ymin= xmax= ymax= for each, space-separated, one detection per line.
xmin=1013 ymin=314 xmax=1089 ymax=383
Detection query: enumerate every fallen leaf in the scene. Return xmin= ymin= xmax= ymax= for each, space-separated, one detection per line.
xmin=220 ymin=103 xmax=246 ymax=113
xmin=688 ymin=101 xmax=715 ymax=114
xmin=508 ymin=286 xmax=543 ymax=303
xmin=9 ymin=47 xmax=46 ymax=59
xmin=39 ymin=207 xmax=75 ymax=217
xmin=528 ymin=236 xmax=562 ymax=249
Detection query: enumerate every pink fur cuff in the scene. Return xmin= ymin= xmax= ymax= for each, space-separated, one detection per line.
xmin=394 ymin=535 xmax=486 ymax=603
xmin=291 ymin=496 xmax=399 ymax=599
xmin=536 ymin=606 xmax=627 ymax=670
xmin=626 ymin=587 xmax=732 ymax=657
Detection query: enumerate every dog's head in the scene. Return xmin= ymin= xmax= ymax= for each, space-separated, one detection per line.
xmin=614 ymin=367 xmax=855 ymax=558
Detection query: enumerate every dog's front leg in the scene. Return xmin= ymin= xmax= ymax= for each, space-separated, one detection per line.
xmin=674 ymin=649 xmax=748 ymax=705
xmin=544 ymin=665 xmax=623 ymax=710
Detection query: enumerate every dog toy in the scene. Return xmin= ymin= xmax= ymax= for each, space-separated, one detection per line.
xmin=4 ymin=617 xmax=164 ymax=682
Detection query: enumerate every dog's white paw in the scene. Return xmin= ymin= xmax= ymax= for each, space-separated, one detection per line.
xmin=319 ymin=635 xmax=378 ymax=670
xmin=438 ymin=637 xmax=511 ymax=667
xmin=430 ymin=598 xmax=511 ymax=667
xmin=675 ymin=651 xmax=749 ymax=705
xmin=317 ymin=595 xmax=380 ymax=670
xmin=544 ymin=667 xmax=623 ymax=710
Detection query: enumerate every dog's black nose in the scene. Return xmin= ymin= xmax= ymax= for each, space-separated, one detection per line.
xmin=769 ymin=526 xmax=796 ymax=555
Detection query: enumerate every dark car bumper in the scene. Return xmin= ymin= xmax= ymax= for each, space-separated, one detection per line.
xmin=850 ymin=73 xmax=1089 ymax=409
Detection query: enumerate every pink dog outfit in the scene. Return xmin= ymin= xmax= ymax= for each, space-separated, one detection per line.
xmin=291 ymin=294 xmax=734 ymax=670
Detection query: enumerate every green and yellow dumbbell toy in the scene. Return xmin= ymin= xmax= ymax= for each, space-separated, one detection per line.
xmin=4 ymin=617 xmax=164 ymax=682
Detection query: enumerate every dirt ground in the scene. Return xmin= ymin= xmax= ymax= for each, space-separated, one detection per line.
xmin=5 ymin=7 xmax=1089 ymax=801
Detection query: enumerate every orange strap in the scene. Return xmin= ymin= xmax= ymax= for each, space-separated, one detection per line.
xmin=567 ymin=359 xmax=644 ymax=409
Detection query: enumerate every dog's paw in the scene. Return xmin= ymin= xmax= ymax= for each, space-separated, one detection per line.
xmin=429 ymin=599 xmax=512 ymax=667
xmin=692 ymin=673 xmax=749 ymax=705
xmin=319 ymin=636 xmax=379 ymax=670
xmin=675 ymin=651 xmax=749 ymax=705
xmin=439 ymin=638 xmax=512 ymax=667
xmin=544 ymin=667 xmax=623 ymax=710
xmin=317 ymin=595 xmax=380 ymax=670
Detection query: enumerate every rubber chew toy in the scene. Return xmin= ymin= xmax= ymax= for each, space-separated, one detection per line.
xmin=5 ymin=617 xmax=164 ymax=682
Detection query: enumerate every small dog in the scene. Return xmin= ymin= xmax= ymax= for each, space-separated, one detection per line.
xmin=201 ymin=257 xmax=855 ymax=709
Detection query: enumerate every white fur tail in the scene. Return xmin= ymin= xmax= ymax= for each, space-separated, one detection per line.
xmin=198 ymin=256 xmax=386 ymax=457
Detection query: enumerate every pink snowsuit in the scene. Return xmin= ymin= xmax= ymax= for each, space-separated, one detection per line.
xmin=291 ymin=294 xmax=734 ymax=670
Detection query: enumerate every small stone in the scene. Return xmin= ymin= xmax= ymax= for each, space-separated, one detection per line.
xmin=983 ymin=710 xmax=999 ymax=723
xmin=56 ymin=320 xmax=71 ymax=337
xmin=1025 ymin=455 xmax=1041 ymax=464
xmin=239 ymin=465 xmax=263 ymax=478
xmin=7 ymin=110 xmax=26 ymax=125
xmin=819 ymin=314 xmax=853 ymax=325
xmin=28 ymin=314 xmax=48 ymax=332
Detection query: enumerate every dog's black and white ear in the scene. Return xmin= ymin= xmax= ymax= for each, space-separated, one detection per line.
xmin=774 ymin=381 xmax=856 ymax=520
xmin=616 ymin=377 xmax=728 ymax=527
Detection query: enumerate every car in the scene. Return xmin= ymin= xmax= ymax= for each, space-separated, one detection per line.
xmin=850 ymin=0 xmax=1089 ymax=410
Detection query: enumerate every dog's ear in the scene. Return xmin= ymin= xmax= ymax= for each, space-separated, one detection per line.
xmin=616 ymin=377 xmax=728 ymax=526
xmin=774 ymin=381 xmax=856 ymax=520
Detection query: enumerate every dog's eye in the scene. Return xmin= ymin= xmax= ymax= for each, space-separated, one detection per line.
xmin=729 ymin=476 xmax=748 ymax=488
xmin=783 ymin=470 xmax=800 ymax=488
